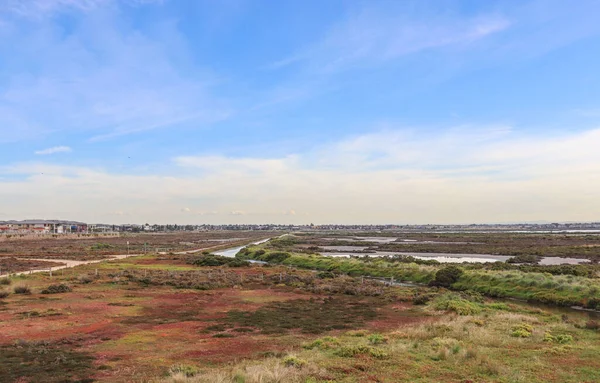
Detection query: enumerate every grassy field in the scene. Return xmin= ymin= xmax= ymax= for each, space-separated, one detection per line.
xmin=0 ymin=233 xmax=599 ymax=382
xmin=238 ymin=235 xmax=600 ymax=309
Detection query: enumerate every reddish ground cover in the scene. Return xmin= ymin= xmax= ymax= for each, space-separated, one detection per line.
xmin=0 ymin=252 xmax=430 ymax=382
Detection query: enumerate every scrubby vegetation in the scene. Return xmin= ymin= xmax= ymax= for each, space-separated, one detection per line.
xmin=41 ymin=283 xmax=72 ymax=294
xmin=507 ymin=254 xmax=542 ymax=264
xmin=0 ymin=341 xmax=95 ymax=383
xmin=223 ymin=296 xmax=380 ymax=334
xmin=238 ymin=241 xmax=600 ymax=309
xmin=187 ymin=254 xmax=250 ymax=267
xmin=430 ymin=265 xmax=464 ymax=287
xmin=2 ymin=232 xmax=600 ymax=383
xmin=13 ymin=285 xmax=31 ymax=294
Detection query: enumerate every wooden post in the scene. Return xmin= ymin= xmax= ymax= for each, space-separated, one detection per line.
xmin=49 ymin=268 xmax=52 ymax=278
xmin=95 ymin=269 xmax=98 ymax=277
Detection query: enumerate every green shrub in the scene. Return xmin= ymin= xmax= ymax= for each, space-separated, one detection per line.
xmin=346 ymin=329 xmax=369 ymax=337
xmin=0 ymin=277 xmax=11 ymax=285
xmin=430 ymin=266 xmax=463 ymax=288
xmin=544 ymin=332 xmax=573 ymax=344
xmin=0 ymin=290 xmax=9 ymax=299
xmin=334 ymin=345 xmax=388 ymax=359
xmin=367 ymin=333 xmax=387 ymax=345
xmin=511 ymin=323 xmax=533 ymax=338
xmin=190 ymin=255 xmax=250 ymax=267
xmin=432 ymin=293 xmax=481 ymax=315
xmin=282 ymin=356 xmax=306 ymax=368
xmin=263 ymin=251 xmax=291 ymax=263
xmin=303 ymin=336 xmax=340 ymax=350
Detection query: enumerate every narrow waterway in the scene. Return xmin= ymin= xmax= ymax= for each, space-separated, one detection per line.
xmin=213 ymin=238 xmax=271 ymax=257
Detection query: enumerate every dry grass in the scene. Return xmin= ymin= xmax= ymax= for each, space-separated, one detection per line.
xmin=161 ymin=358 xmax=328 ymax=383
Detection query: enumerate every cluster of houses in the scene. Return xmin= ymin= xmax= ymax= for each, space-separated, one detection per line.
xmin=0 ymin=220 xmax=88 ymax=234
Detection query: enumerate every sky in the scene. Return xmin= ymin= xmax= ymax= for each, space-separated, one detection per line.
xmin=1 ymin=0 xmax=600 ymax=225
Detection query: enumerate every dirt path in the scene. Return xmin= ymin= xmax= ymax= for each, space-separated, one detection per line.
xmin=0 ymin=238 xmax=272 ymax=278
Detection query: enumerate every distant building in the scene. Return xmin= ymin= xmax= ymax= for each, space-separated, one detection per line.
xmin=0 ymin=220 xmax=88 ymax=234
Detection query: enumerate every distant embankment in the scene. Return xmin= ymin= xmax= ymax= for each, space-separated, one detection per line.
xmin=0 ymin=232 xmax=120 ymax=242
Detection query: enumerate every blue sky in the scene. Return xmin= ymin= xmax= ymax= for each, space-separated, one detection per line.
xmin=1 ymin=0 xmax=600 ymax=224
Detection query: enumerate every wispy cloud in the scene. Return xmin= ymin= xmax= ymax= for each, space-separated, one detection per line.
xmin=34 ymin=146 xmax=72 ymax=155
xmin=0 ymin=0 xmax=229 ymax=143
xmin=1 ymin=0 xmax=163 ymax=17
xmin=271 ymin=7 xmax=510 ymax=73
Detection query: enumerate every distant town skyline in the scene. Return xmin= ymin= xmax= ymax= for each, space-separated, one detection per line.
xmin=1 ymin=0 xmax=600 ymax=224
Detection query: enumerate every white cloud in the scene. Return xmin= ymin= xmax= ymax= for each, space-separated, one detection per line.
xmin=174 ymin=155 xmax=294 ymax=174
xmin=2 ymin=126 xmax=600 ymax=224
xmin=34 ymin=146 xmax=72 ymax=155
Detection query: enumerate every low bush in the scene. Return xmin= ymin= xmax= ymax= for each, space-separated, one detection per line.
xmin=0 ymin=277 xmax=11 ymax=285
xmin=189 ymin=255 xmax=250 ymax=268
xmin=430 ymin=266 xmax=463 ymax=288
xmin=511 ymin=323 xmax=533 ymax=338
xmin=168 ymin=364 xmax=199 ymax=378
xmin=303 ymin=336 xmax=340 ymax=350
xmin=585 ymin=320 xmax=599 ymax=330
xmin=41 ymin=284 xmax=72 ymax=294
xmin=334 ymin=345 xmax=388 ymax=359
xmin=282 ymin=356 xmax=306 ymax=368
xmin=77 ymin=275 xmax=94 ymax=284
xmin=0 ymin=289 xmax=9 ymax=299
xmin=413 ymin=293 xmax=435 ymax=305
xmin=544 ymin=332 xmax=573 ymax=344
xmin=507 ymin=254 xmax=542 ymax=264
xmin=13 ymin=285 xmax=31 ymax=295
xmin=367 ymin=333 xmax=387 ymax=345
xmin=431 ymin=293 xmax=482 ymax=315
xmin=212 ymin=333 xmax=235 ymax=338
xmin=346 ymin=329 xmax=369 ymax=337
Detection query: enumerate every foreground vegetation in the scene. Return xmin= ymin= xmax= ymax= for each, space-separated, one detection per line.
xmin=1 ymin=233 xmax=599 ymax=382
